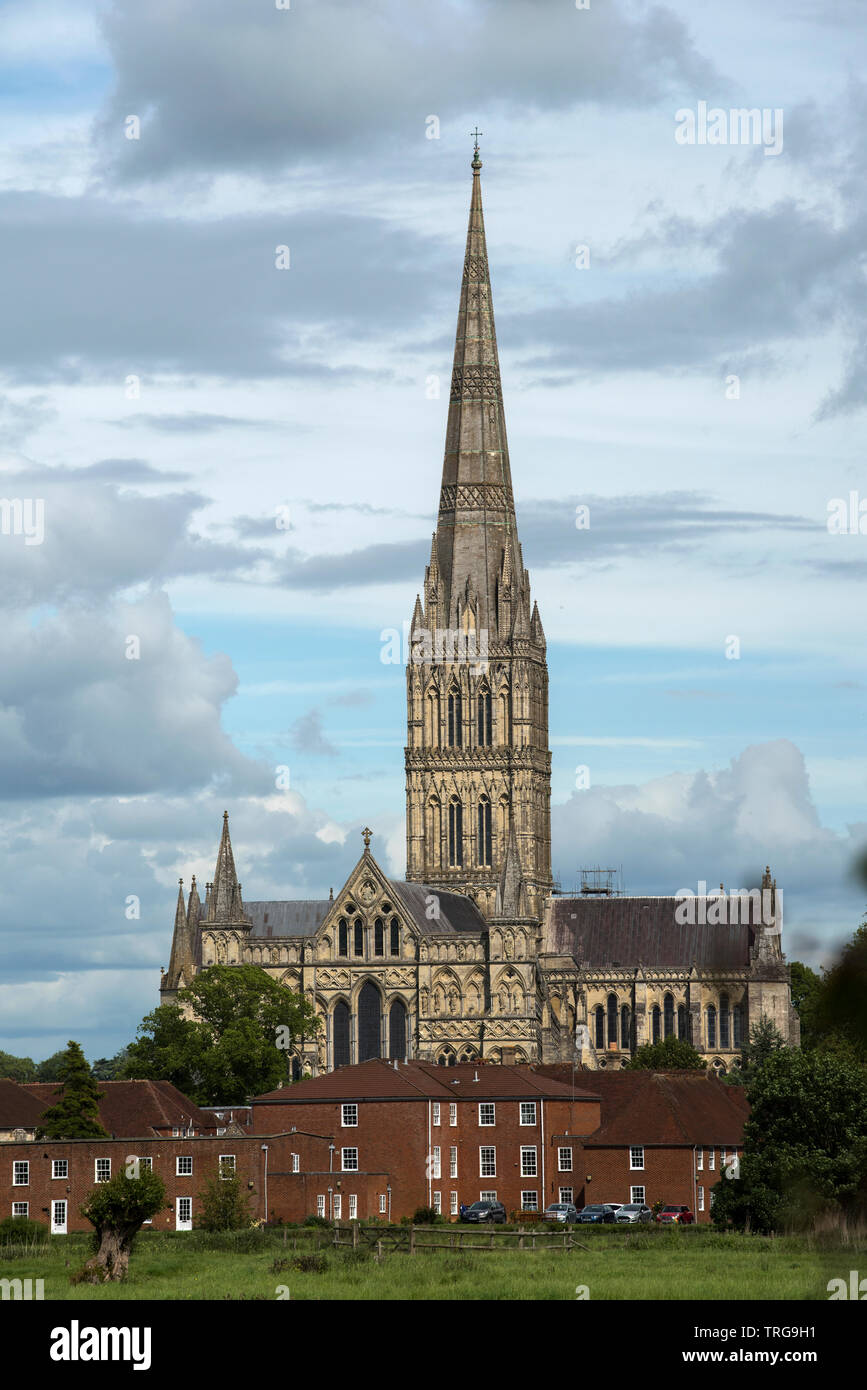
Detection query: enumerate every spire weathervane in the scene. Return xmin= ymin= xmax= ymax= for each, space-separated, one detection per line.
xmin=470 ymin=127 xmax=483 ymax=169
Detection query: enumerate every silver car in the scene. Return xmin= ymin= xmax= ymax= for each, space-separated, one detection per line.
xmin=615 ymin=1203 xmax=653 ymax=1223
xmin=543 ymin=1202 xmax=580 ymax=1223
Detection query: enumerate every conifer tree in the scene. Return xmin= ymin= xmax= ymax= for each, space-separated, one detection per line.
xmin=36 ymin=1041 xmax=109 ymax=1140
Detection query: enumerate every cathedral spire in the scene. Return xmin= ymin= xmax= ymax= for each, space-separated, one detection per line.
xmin=165 ymin=879 xmax=195 ymax=991
xmin=207 ymin=811 xmax=249 ymax=925
xmin=433 ymin=139 xmax=523 ymax=637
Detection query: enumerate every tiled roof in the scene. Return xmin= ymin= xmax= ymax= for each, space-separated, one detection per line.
xmin=245 ymin=901 xmax=331 ymax=938
xmin=254 ymin=1059 xmax=599 ymax=1105
xmin=537 ymin=1066 xmax=750 ymax=1145
xmin=390 ymin=882 xmax=488 ymax=936
xmin=544 ymin=897 xmax=754 ymax=969
xmin=22 ymin=1080 xmax=219 ymax=1138
xmin=0 ymin=1078 xmax=46 ymax=1129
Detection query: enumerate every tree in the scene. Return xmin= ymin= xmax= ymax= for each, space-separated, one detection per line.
xmin=723 ymin=1013 xmax=788 ymax=1086
xmin=123 ymin=965 xmax=320 ymax=1104
xmin=76 ymin=1167 xmax=166 ymax=1282
xmin=788 ymin=961 xmax=822 ymax=1049
xmin=627 ymin=1036 xmax=706 ymax=1071
xmin=712 ymin=1049 xmax=867 ymax=1233
xmin=812 ymin=920 xmax=867 ymax=1062
xmin=0 ymin=1050 xmax=36 ymax=1082
xmin=197 ymin=1166 xmax=253 ymax=1231
xmin=91 ymin=1048 xmax=130 ymax=1081
xmin=36 ymin=1050 xmax=71 ymax=1082
xmin=35 ymin=1041 xmax=109 ymax=1140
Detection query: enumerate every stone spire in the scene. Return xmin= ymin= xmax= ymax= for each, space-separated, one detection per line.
xmin=165 ymin=879 xmax=195 ymax=991
xmin=426 ymin=138 xmax=528 ymax=639
xmin=404 ymin=147 xmax=553 ymax=920
xmin=206 ymin=811 xmax=249 ymax=925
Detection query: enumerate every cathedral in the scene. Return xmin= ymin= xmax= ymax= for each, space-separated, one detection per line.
xmin=161 ymin=144 xmax=799 ymax=1075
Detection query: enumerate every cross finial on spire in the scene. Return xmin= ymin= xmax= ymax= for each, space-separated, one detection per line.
xmin=470 ymin=127 xmax=483 ymax=170
xmin=362 ymin=826 xmax=372 ymax=851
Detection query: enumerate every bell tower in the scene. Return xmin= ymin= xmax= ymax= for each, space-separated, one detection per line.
xmin=405 ymin=140 xmax=552 ymax=920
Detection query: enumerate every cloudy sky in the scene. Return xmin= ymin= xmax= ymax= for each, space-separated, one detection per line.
xmin=1 ymin=0 xmax=865 ymax=1063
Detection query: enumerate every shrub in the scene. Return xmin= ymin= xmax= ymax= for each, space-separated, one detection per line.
xmin=291 ymin=1253 xmax=328 ymax=1273
xmin=303 ymin=1214 xmax=331 ymax=1228
xmin=412 ymin=1206 xmax=439 ymax=1225
xmin=0 ymin=1216 xmax=48 ymax=1244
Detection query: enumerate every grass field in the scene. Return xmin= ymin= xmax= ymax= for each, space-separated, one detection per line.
xmin=2 ymin=1226 xmax=864 ymax=1300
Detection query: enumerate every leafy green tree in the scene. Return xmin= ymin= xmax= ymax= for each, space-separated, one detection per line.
xmin=0 ymin=1050 xmax=36 ymax=1082
xmin=76 ymin=1167 xmax=166 ymax=1282
xmin=123 ymin=965 xmax=320 ymax=1104
xmin=35 ymin=1050 xmax=69 ymax=1082
xmin=627 ymin=1035 xmax=706 ymax=1071
xmin=197 ymin=1167 xmax=253 ymax=1231
xmin=91 ymin=1048 xmax=130 ymax=1081
xmin=35 ymin=1041 xmax=109 ymax=1140
xmin=788 ymin=961 xmax=822 ymax=1049
xmin=723 ymin=1014 xmax=787 ymax=1086
xmin=712 ymin=1049 xmax=867 ymax=1232
xmin=812 ymin=919 xmax=867 ymax=1062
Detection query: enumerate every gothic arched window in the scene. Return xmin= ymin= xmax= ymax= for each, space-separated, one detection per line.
xmin=358 ymin=980 xmax=382 ymax=1062
xmin=389 ymin=998 xmax=407 ymax=1061
xmin=447 ymin=688 xmax=462 ymax=747
xmin=621 ymin=1004 xmax=630 ymax=1050
xmin=607 ymin=993 xmax=618 ymax=1046
xmin=732 ymin=1003 xmax=744 ymax=1048
xmin=390 ymin=917 xmax=400 ymax=956
xmin=374 ymin=919 xmax=384 ymax=957
xmin=477 ymin=797 xmax=492 ymax=867
xmin=354 ymin=918 xmax=364 ymax=957
xmin=333 ymin=1000 xmax=350 ymax=1069
xmin=664 ymin=993 xmax=675 ymax=1039
xmin=448 ymin=799 xmax=463 ymax=867
xmin=720 ymin=994 xmax=730 ymax=1049
xmin=652 ymin=1005 xmax=661 ymax=1043
xmin=706 ymin=1004 xmax=717 ymax=1049
xmin=678 ymin=1004 xmax=687 ymax=1040
xmin=477 ymin=688 xmax=492 ymax=746
xmin=498 ymin=690 xmax=509 ymax=745
xmin=594 ymin=1005 xmax=605 ymax=1050
xmin=338 ymin=918 xmax=348 ymax=957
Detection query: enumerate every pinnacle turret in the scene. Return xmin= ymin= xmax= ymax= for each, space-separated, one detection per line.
xmin=206 ymin=811 xmax=250 ymax=925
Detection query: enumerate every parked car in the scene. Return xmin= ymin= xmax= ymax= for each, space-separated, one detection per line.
xmin=576 ymin=1204 xmax=617 ymax=1224
xmin=542 ymin=1203 xmax=580 ymax=1224
xmin=460 ymin=1200 xmax=507 ymax=1224
xmin=601 ymin=1203 xmax=624 ymax=1215
xmin=615 ymin=1204 xmax=653 ymax=1224
xmin=656 ymin=1205 xmax=695 ymax=1224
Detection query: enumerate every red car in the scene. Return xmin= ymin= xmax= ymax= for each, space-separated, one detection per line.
xmin=656 ymin=1205 xmax=694 ymax=1224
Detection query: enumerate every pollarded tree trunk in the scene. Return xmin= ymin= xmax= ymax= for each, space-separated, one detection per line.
xmin=78 ymin=1222 xmax=139 ymax=1282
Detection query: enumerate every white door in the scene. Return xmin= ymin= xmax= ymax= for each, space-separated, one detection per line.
xmin=51 ymin=1200 xmax=67 ymax=1235
xmin=176 ymin=1197 xmax=192 ymax=1231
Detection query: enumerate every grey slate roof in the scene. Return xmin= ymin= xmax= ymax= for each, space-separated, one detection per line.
xmin=246 ymin=901 xmax=331 ymax=938
xmin=390 ymin=881 xmax=488 ymax=935
xmin=544 ymin=897 xmax=754 ymax=970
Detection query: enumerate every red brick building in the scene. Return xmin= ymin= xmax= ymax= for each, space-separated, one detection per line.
xmin=537 ymin=1067 xmax=749 ymax=1219
xmin=254 ymin=1060 xmax=603 ymax=1220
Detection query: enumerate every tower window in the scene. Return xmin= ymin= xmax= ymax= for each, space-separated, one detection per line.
xmin=448 ymin=799 xmax=463 ymax=867
xmin=477 ymin=798 xmax=492 ymax=867
xmin=447 ymin=689 xmax=462 ymax=747
xmin=338 ymin=918 xmax=348 ymax=957
xmin=477 ymin=689 xmax=492 ymax=746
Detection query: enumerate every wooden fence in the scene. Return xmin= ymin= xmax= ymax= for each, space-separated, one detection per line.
xmin=332 ymin=1223 xmax=592 ymax=1255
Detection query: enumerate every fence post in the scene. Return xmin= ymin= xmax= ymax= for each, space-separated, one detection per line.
xmin=352 ymin=1222 xmax=359 ymax=1249
xmin=409 ymin=1225 xmax=416 ymax=1256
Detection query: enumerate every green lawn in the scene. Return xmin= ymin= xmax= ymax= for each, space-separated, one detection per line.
xmin=2 ymin=1226 xmax=863 ymax=1300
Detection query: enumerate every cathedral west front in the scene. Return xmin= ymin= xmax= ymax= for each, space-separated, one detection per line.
xmin=162 ymin=144 xmax=799 ymax=1075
